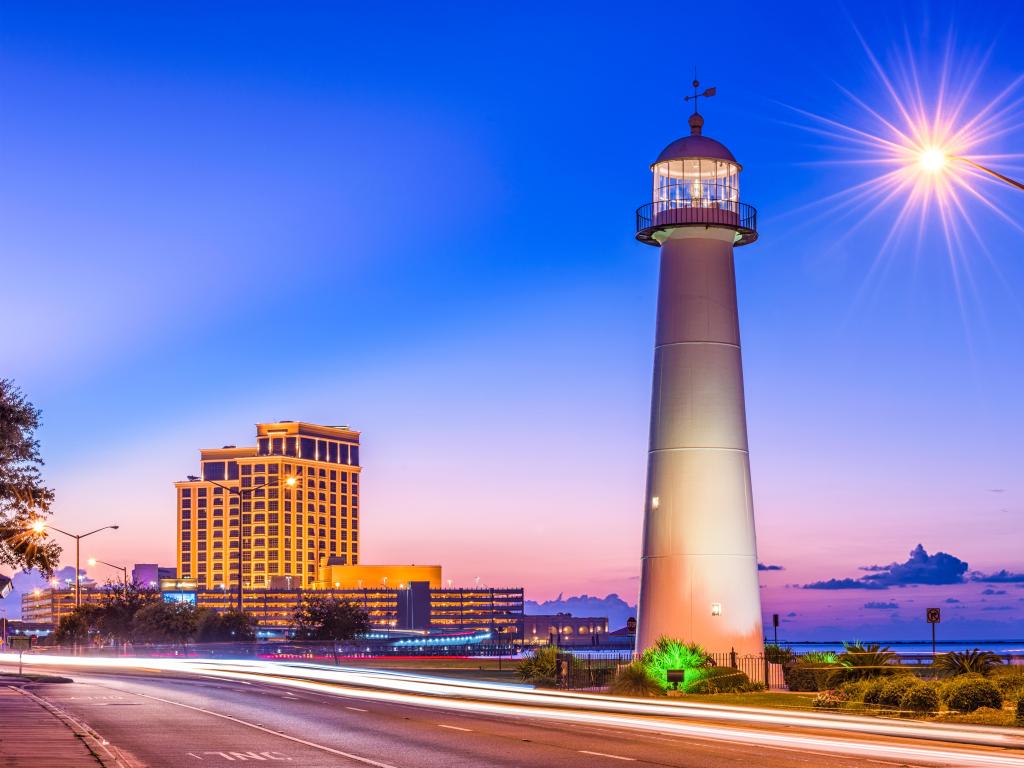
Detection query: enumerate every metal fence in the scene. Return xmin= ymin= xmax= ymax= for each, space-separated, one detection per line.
xmin=554 ymin=650 xmax=788 ymax=691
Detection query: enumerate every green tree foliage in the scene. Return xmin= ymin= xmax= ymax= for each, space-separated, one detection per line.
xmin=96 ymin=581 xmax=161 ymax=644
xmin=292 ymin=597 xmax=370 ymax=664
xmin=638 ymin=637 xmax=712 ymax=690
xmin=942 ymin=676 xmax=1003 ymax=713
xmin=0 ymin=380 xmax=60 ymax=573
xmin=901 ymin=684 xmax=940 ymax=713
xmin=195 ymin=609 xmax=257 ymax=642
xmin=132 ymin=601 xmax=200 ymax=650
xmin=516 ymin=645 xmax=561 ymax=687
xmin=609 ymin=662 xmax=662 ymax=697
xmin=52 ymin=604 xmax=101 ymax=645
xmin=934 ymin=649 xmax=1004 ymax=677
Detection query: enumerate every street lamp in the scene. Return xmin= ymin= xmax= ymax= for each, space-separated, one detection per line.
xmin=206 ymin=474 xmax=298 ymax=611
xmin=918 ymin=148 xmax=1024 ymax=192
xmin=33 ymin=522 xmax=119 ymax=608
xmin=88 ymin=557 xmax=129 ymax=587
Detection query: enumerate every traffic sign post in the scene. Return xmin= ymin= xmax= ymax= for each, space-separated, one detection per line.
xmin=9 ymin=635 xmax=31 ymax=676
xmin=926 ymin=608 xmax=941 ymax=656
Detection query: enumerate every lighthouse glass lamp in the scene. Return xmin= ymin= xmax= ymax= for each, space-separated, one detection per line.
xmin=634 ymin=81 xmax=764 ymax=658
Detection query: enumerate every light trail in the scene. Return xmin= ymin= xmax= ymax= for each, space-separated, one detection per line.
xmin=5 ymin=653 xmax=1024 ymax=766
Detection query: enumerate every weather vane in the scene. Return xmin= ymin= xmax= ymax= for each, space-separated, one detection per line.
xmin=684 ymin=73 xmax=716 ymax=116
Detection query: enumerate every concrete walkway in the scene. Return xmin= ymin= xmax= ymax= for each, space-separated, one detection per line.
xmin=0 ymin=685 xmax=102 ymax=767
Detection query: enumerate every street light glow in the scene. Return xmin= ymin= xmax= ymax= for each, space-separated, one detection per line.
xmin=918 ymin=146 xmax=947 ymax=173
xmin=31 ymin=520 xmax=46 ymax=534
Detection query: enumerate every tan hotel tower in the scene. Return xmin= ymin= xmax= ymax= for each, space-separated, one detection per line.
xmin=175 ymin=422 xmax=360 ymax=591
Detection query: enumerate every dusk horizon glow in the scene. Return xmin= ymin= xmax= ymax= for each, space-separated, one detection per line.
xmin=3 ymin=1 xmax=1023 ymax=640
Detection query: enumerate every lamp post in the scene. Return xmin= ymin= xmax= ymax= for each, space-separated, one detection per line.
xmin=207 ymin=474 xmax=297 ymax=612
xmin=33 ymin=522 xmax=119 ymax=608
xmin=88 ymin=557 xmax=129 ymax=588
xmin=919 ymin=149 xmax=1024 ymax=192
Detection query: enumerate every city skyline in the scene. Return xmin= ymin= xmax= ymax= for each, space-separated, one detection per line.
xmin=3 ymin=1 xmax=1024 ymax=640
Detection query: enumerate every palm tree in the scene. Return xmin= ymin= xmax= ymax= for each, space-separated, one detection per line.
xmin=838 ymin=642 xmax=896 ymax=679
xmin=933 ymin=649 xmax=1003 ymax=676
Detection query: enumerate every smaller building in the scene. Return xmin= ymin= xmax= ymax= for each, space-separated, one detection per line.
xmin=523 ymin=613 xmax=609 ymax=646
xmin=21 ymin=587 xmax=106 ymax=625
xmin=132 ymin=564 xmax=177 ymax=587
xmin=315 ymin=562 xmax=441 ymax=590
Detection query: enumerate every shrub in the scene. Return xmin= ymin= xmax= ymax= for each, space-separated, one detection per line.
xmin=992 ymin=667 xmax=1024 ymax=703
xmin=764 ymin=644 xmax=794 ymax=666
xmin=901 ymin=684 xmax=940 ymax=713
xmin=609 ymin=662 xmax=662 ymax=697
xmin=684 ymin=667 xmax=755 ymax=694
xmin=934 ymin=649 xmax=1004 ymax=677
xmin=517 ymin=645 xmax=561 ymax=687
xmin=812 ymin=690 xmax=848 ymax=709
xmin=878 ymin=676 xmax=922 ymax=708
xmin=638 ymin=637 xmax=712 ymax=690
xmin=862 ymin=677 xmax=888 ymax=705
xmin=838 ymin=679 xmax=871 ymax=702
xmin=943 ymin=677 xmax=1003 ymax=713
xmin=1016 ymin=697 xmax=1024 ymax=724
xmin=785 ymin=652 xmax=839 ymax=692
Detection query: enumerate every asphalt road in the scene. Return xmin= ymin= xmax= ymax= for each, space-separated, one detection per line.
xmin=16 ymin=667 xmax=1024 ymax=768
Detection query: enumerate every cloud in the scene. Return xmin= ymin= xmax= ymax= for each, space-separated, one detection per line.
xmin=524 ymin=593 xmax=635 ymax=629
xmin=860 ymin=545 xmax=968 ymax=586
xmin=944 ymin=598 xmax=961 ymax=604
xmin=982 ymin=606 xmax=1013 ymax=612
xmin=758 ymin=563 xmax=784 ymax=571
xmin=864 ymin=601 xmax=899 ymax=610
xmin=803 ymin=578 xmax=888 ymax=590
xmin=981 ymin=588 xmax=1007 ymax=596
xmin=971 ymin=570 xmax=1024 ymax=583
xmin=786 ymin=612 xmax=798 ymax=617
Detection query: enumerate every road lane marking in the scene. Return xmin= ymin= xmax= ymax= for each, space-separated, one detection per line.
xmin=578 ymin=750 xmax=635 ymax=761
xmin=345 ymin=706 xmax=368 ymax=712
xmin=106 ymin=688 xmax=400 ymax=768
xmin=437 ymin=724 xmax=472 ymax=732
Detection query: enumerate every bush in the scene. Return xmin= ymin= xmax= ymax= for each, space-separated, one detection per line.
xmin=684 ymin=667 xmax=756 ymax=694
xmin=1016 ymin=697 xmax=1024 ymax=724
xmin=901 ymin=684 xmax=940 ymax=713
xmin=784 ymin=652 xmax=839 ymax=692
xmin=517 ymin=645 xmax=561 ymax=687
xmin=838 ymin=679 xmax=871 ymax=702
xmin=837 ymin=642 xmax=896 ymax=681
xmin=862 ymin=677 xmax=888 ymax=705
xmin=812 ymin=690 xmax=848 ymax=709
xmin=943 ymin=677 xmax=1003 ymax=713
xmin=638 ymin=637 xmax=712 ymax=690
xmin=878 ymin=676 xmax=922 ymax=708
xmin=764 ymin=644 xmax=794 ymax=666
xmin=992 ymin=667 xmax=1024 ymax=703
xmin=609 ymin=662 xmax=662 ymax=697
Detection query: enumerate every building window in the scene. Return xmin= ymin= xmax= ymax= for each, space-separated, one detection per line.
xmin=203 ymin=462 xmax=226 ymax=481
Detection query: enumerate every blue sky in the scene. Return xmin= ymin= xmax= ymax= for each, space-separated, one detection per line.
xmin=2 ymin=1 xmax=1023 ymax=638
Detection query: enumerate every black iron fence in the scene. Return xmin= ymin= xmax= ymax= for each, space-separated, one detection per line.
xmin=554 ymin=650 xmax=787 ymax=691
xmin=635 ymin=199 xmax=758 ymax=245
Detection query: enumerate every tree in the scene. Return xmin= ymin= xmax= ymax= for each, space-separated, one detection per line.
xmin=0 ymin=380 xmax=59 ymax=573
xmin=52 ymin=604 xmax=101 ymax=646
xmin=96 ymin=580 xmax=162 ymax=646
xmin=195 ymin=608 xmax=257 ymax=643
xmin=132 ymin=601 xmax=200 ymax=652
xmin=934 ymin=649 xmax=1004 ymax=676
xmin=293 ymin=597 xmax=370 ymax=664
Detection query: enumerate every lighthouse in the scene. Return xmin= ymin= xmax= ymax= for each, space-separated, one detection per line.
xmin=634 ymin=82 xmax=764 ymax=656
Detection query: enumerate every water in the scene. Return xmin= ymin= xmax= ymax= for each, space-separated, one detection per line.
xmin=771 ymin=641 xmax=1024 ymax=655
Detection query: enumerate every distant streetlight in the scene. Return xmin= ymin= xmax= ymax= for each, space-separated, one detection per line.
xmin=33 ymin=523 xmax=119 ymax=608
xmin=88 ymin=557 xmax=128 ymax=587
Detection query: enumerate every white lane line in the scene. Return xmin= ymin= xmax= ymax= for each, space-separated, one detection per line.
xmin=346 ymin=706 xmax=369 ymax=712
xmin=578 ymin=750 xmax=636 ymax=762
xmin=437 ymin=724 xmax=472 ymax=732
xmin=104 ymin=687 xmax=399 ymax=768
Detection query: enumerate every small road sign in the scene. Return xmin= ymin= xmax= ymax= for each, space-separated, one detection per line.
xmin=926 ymin=608 xmax=941 ymax=624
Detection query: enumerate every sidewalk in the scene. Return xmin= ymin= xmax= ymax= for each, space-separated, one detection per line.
xmin=0 ymin=685 xmax=102 ymax=767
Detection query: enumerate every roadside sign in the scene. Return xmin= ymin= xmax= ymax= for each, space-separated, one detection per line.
xmin=9 ymin=636 xmax=31 ymax=650
xmin=926 ymin=608 xmax=941 ymax=624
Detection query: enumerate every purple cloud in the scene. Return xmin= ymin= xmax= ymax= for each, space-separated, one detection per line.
xmin=758 ymin=563 xmax=784 ymax=571
xmin=864 ymin=601 xmax=899 ymax=610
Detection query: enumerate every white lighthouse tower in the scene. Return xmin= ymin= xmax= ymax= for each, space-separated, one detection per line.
xmin=634 ymin=82 xmax=763 ymax=656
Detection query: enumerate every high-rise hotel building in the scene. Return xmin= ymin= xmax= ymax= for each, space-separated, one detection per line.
xmin=175 ymin=422 xmax=361 ymax=590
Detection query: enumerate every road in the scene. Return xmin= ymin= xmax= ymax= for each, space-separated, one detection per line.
xmin=7 ymin=658 xmax=1024 ymax=768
